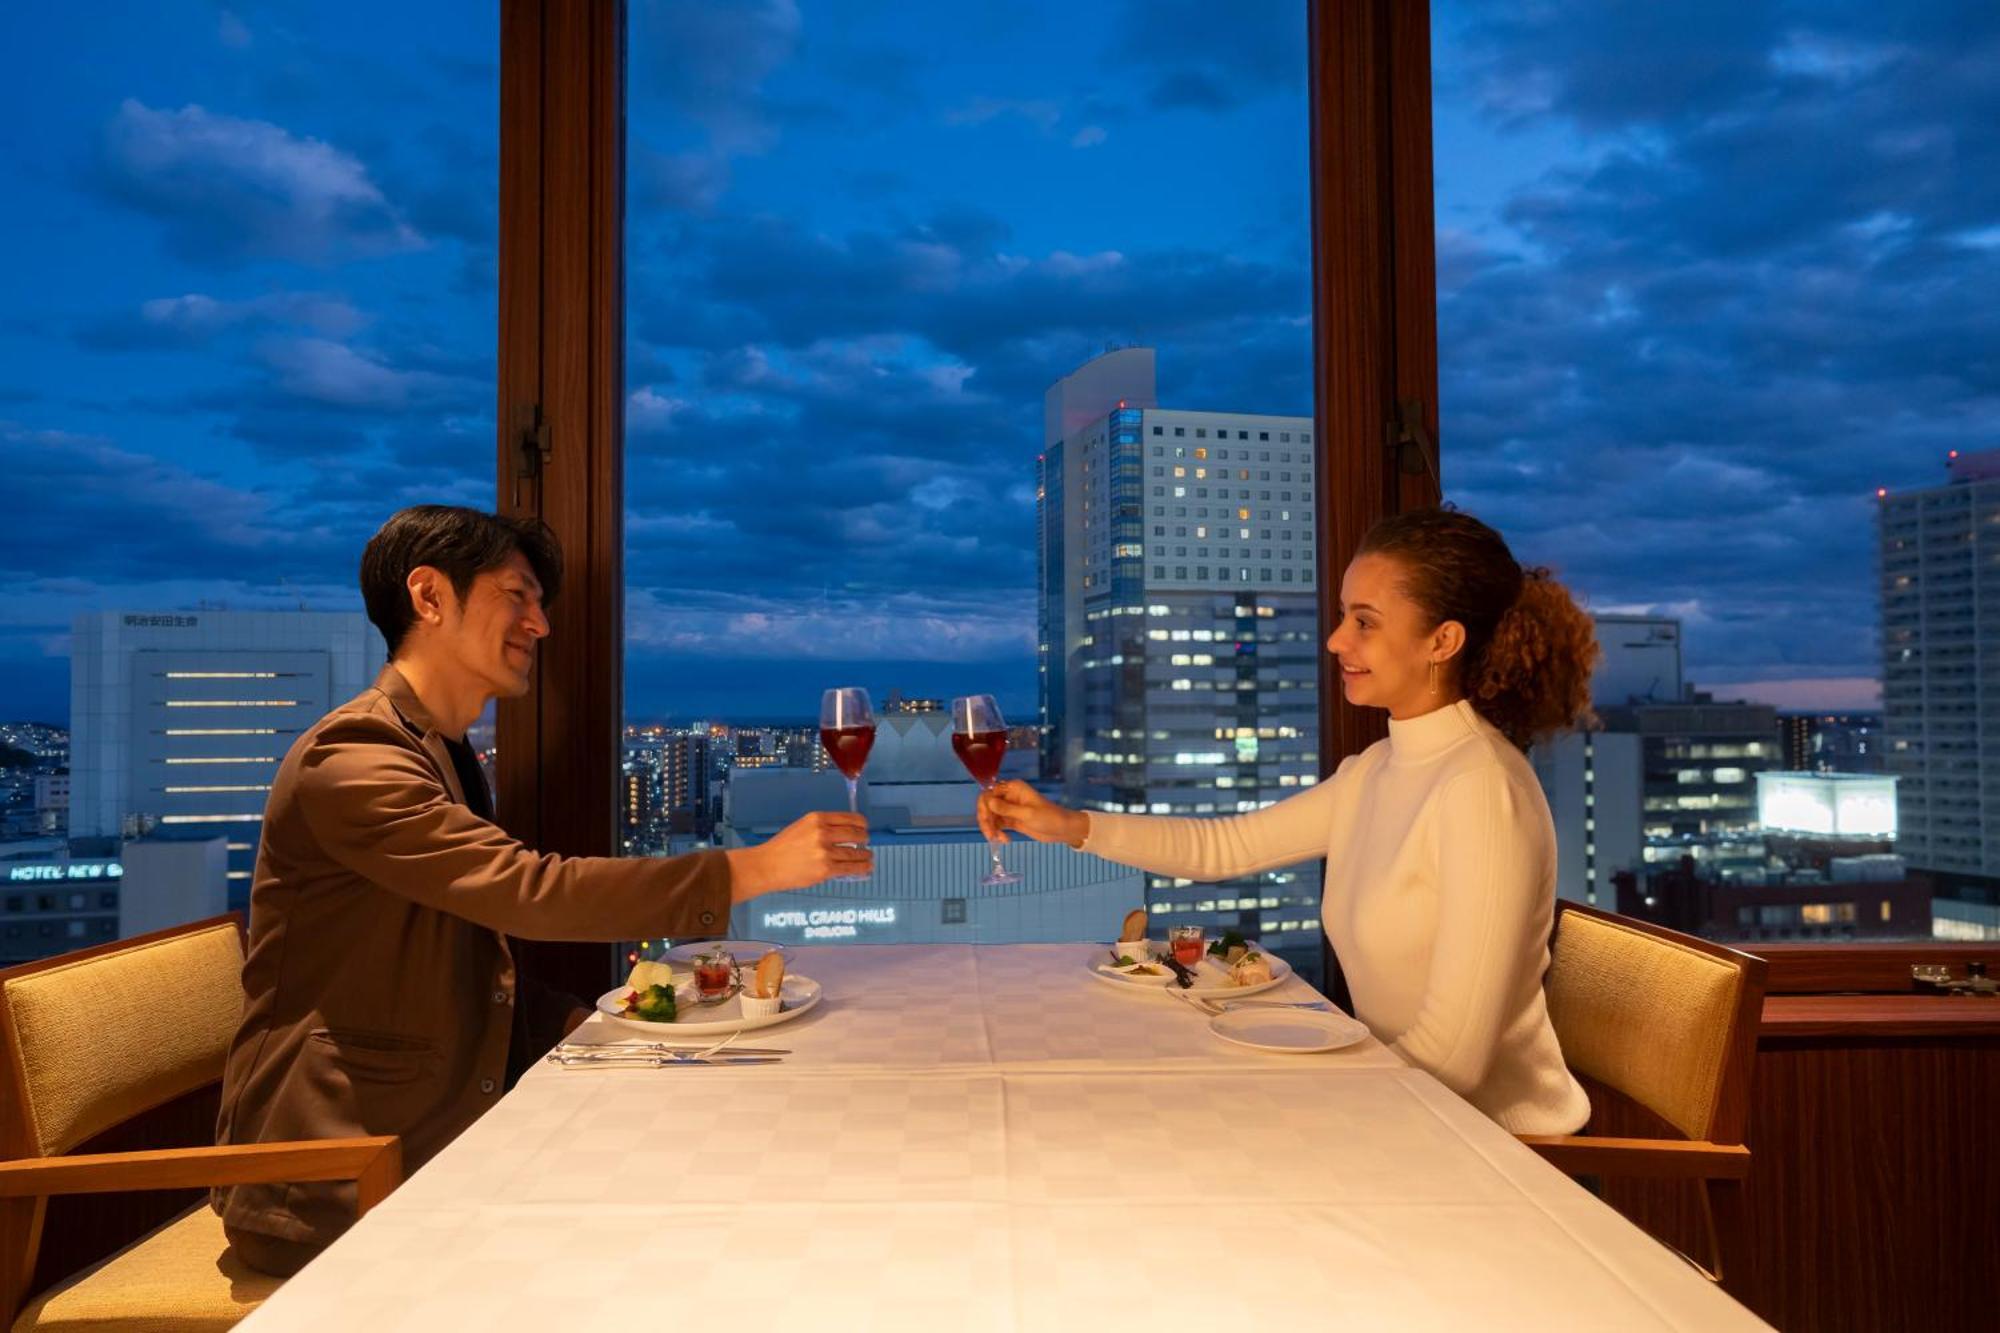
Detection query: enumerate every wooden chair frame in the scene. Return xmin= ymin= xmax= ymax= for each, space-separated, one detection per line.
xmin=0 ymin=915 xmax=403 ymax=1327
xmin=1519 ymin=900 xmax=1768 ymax=1283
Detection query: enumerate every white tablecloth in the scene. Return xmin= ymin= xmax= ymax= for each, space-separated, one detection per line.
xmin=239 ymin=944 xmax=1769 ymax=1331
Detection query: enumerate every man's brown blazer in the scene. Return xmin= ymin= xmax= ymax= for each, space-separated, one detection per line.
xmin=213 ymin=665 xmax=731 ymax=1251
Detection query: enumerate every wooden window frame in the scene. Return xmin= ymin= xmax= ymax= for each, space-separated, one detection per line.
xmin=495 ymin=0 xmax=628 ymax=999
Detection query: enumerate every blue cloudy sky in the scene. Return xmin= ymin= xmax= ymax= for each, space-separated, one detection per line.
xmin=2 ymin=1 xmax=1992 ymax=724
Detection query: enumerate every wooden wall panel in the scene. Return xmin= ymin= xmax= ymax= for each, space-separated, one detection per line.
xmin=1590 ymin=1022 xmax=2000 ymax=1331
xmin=1756 ymin=941 xmax=1999 ymax=995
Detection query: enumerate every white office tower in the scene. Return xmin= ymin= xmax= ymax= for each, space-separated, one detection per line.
xmin=70 ymin=611 xmax=383 ymax=912
xmin=1530 ymin=612 xmax=1683 ymax=904
xmin=1880 ymin=448 xmax=2000 ymax=886
xmin=1037 ymin=349 xmax=1324 ymax=978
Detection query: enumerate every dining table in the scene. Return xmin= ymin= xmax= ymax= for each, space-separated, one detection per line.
xmin=236 ymin=943 xmax=1772 ymax=1331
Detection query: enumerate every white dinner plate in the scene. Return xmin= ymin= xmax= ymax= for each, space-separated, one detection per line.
xmin=1085 ymin=943 xmax=1292 ymax=998
xmin=595 ymin=975 xmax=822 ymax=1036
xmin=1207 ymin=1007 xmax=1371 ymax=1054
xmin=658 ymin=939 xmax=790 ymax=966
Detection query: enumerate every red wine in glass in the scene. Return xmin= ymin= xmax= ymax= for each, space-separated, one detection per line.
xmin=950 ymin=730 xmax=1007 ymax=786
xmin=819 ymin=687 xmax=875 ymax=880
xmin=820 ymin=724 xmax=876 ymax=780
xmin=951 ymin=695 xmax=1020 ymax=886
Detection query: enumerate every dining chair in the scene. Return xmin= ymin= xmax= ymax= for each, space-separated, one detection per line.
xmin=1519 ymin=900 xmax=1768 ymax=1284
xmin=0 ymin=914 xmax=401 ymax=1331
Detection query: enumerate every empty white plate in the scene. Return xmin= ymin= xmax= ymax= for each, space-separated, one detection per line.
xmin=1208 ymin=1006 xmax=1371 ymax=1053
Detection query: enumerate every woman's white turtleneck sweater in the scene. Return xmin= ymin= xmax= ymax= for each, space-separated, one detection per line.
xmin=1082 ymin=698 xmax=1590 ymax=1135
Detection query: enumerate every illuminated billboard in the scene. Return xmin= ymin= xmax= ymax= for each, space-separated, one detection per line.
xmin=1756 ymin=772 xmax=1897 ymax=839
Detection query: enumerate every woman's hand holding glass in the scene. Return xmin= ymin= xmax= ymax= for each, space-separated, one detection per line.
xmin=976 ymin=780 xmax=1091 ymax=848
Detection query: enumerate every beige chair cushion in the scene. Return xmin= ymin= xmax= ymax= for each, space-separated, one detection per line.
xmin=4 ymin=923 xmax=244 ymax=1158
xmin=11 ymin=1203 xmax=279 ymax=1332
xmin=1545 ymin=911 xmax=1743 ymax=1141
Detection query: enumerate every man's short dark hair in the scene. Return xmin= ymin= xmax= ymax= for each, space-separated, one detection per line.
xmin=360 ymin=506 xmax=563 ymax=656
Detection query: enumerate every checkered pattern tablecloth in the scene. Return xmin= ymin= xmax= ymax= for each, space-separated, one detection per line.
xmin=240 ymin=944 xmax=1770 ymax=1332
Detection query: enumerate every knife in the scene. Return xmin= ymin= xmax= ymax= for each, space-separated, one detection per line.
xmin=552 ymin=1042 xmax=790 ymax=1057
xmin=1159 ymin=952 xmax=1197 ymax=989
xmin=548 ymin=1053 xmax=785 ymax=1068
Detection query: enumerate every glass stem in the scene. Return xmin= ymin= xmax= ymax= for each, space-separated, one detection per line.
xmin=981 ymin=781 xmax=1007 ymax=875
xmin=846 ymin=776 xmax=858 ymax=814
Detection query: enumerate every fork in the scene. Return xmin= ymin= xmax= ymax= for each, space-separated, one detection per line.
xmin=1209 ymin=999 xmax=1334 ymax=1013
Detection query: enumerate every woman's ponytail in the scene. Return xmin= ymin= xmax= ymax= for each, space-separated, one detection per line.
xmin=1471 ymin=567 xmax=1599 ymax=750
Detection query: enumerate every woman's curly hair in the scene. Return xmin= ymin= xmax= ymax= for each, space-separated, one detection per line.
xmin=1356 ymin=507 xmax=1599 ymax=750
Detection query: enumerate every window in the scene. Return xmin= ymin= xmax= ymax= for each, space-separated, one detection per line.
xmin=3 ymin=4 xmax=491 ymax=958
xmin=617 ymin=1 xmax=1321 ymax=980
xmin=1433 ymin=9 xmax=1977 ymax=940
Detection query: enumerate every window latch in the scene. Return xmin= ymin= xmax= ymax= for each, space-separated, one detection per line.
xmin=1388 ymin=398 xmax=1439 ymax=484
xmin=518 ymin=407 xmax=551 ymax=480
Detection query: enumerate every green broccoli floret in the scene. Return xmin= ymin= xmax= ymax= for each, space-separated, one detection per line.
xmin=1208 ymin=929 xmax=1247 ymax=957
xmin=633 ymin=983 xmax=678 ymax=1021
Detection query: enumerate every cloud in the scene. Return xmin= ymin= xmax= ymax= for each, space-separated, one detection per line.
xmin=632 ymin=147 xmax=731 ymax=214
xmin=1071 ymin=126 xmax=1108 ymax=149
xmin=77 ymin=291 xmax=366 ymax=350
xmin=1115 ymin=0 xmax=1304 ymax=109
xmin=1427 ymin=0 xmax=2000 ymax=683
xmin=253 ymin=336 xmax=480 ymax=413
xmin=633 ymin=0 xmax=801 ymax=154
xmin=97 ymin=99 xmax=422 ymax=264
xmin=946 ymin=98 xmax=1063 ymax=134
xmin=627 ymin=585 xmax=1033 ymax=663
xmin=217 ymin=9 xmax=252 ymax=50
xmin=0 ymin=421 xmax=346 ymax=583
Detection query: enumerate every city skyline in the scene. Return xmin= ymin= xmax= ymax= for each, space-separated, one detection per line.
xmin=3 ymin=2 xmax=1992 ymax=723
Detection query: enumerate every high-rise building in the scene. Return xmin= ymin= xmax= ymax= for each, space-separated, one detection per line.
xmin=1602 ymin=698 xmax=1782 ymax=883
xmin=1036 ymin=349 xmax=1323 ymax=976
xmin=661 ymin=732 xmax=712 ymax=835
xmin=620 ymin=746 xmax=666 ymax=854
xmin=1880 ymin=447 xmax=2000 ymax=888
xmin=69 ymin=610 xmax=381 ymax=913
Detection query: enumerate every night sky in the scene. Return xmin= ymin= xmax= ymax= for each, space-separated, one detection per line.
xmin=2 ymin=1 xmax=1991 ymax=726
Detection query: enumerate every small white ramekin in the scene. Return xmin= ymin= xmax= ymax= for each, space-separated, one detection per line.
xmin=739 ymin=990 xmax=784 ymax=1019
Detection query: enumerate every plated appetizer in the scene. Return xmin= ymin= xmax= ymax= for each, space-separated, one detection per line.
xmin=617 ymin=959 xmax=680 ymax=1022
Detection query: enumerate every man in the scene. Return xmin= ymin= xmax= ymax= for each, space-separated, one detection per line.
xmin=213 ymin=506 xmax=867 ymax=1275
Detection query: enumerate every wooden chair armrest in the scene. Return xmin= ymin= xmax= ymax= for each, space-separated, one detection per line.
xmin=1516 ymin=1135 xmax=1752 ymax=1181
xmin=0 ymin=1138 xmax=403 ymax=1214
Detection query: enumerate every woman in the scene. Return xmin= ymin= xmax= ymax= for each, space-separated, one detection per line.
xmin=980 ymin=507 xmax=1597 ymax=1135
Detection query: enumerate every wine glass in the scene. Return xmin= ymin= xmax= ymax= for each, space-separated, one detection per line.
xmin=819 ymin=687 xmax=876 ymax=880
xmin=950 ymin=694 xmax=1020 ymax=886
